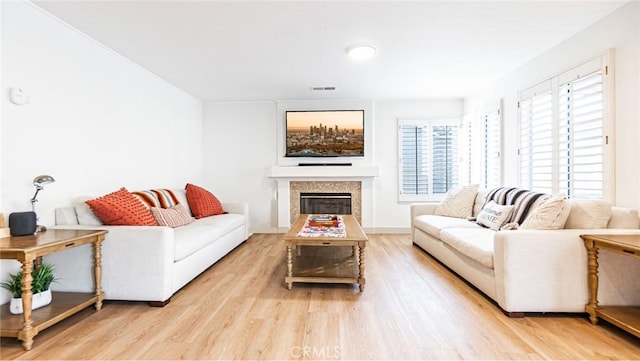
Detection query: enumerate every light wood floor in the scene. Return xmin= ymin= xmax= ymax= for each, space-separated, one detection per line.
xmin=1 ymin=233 xmax=639 ymax=360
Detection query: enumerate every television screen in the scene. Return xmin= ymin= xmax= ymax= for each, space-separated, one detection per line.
xmin=285 ymin=110 xmax=365 ymax=157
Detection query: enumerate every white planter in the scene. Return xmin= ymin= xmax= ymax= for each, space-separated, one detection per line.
xmin=9 ymin=289 xmax=52 ymax=314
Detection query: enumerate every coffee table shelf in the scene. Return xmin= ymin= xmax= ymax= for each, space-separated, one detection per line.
xmin=290 ymin=246 xmax=360 ymax=284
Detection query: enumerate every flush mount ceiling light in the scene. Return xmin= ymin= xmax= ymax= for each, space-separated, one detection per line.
xmin=347 ymin=44 xmax=376 ymax=60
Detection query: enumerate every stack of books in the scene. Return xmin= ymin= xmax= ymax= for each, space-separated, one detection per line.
xmin=307 ymin=215 xmax=340 ymax=227
xmin=297 ymin=214 xmax=346 ymax=238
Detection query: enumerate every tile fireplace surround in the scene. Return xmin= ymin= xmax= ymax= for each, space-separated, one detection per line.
xmin=290 ymin=181 xmax=361 ymax=224
xmin=269 ymin=166 xmax=379 ymax=231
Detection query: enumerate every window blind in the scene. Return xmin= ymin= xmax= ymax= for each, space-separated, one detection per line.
xmin=483 ymin=108 xmax=501 ymax=190
xmin=519 ymin=90 xmax=553 ymax=194
xmin=558 ymin=70 xmax=604 ymax=199
xmin=399 ymin=119 xmax=460 ymax=201
xmin=518 ymin=52 xmax=611 ymax=199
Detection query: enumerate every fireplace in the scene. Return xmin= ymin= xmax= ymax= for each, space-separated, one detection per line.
xmin=290 ymin=181 xmax=361 ymax=224
xmin=269 ymin=165 xmax=378 ymax=229
xmin=300 ymin=192 xmax=352 ymax=215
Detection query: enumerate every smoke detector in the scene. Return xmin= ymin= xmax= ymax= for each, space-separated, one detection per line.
xmin=309 ymin=86 xmax=336 ymax=91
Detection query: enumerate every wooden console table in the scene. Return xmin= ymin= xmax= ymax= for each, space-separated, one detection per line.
xmin=0 ymin=229 xmax=107 ymax=350
xmin=580 ymin=234 xmax=640 ymax=338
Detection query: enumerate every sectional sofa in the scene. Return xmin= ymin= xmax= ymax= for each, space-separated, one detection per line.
xmin=411 ymin=186 xmax=640 ymax=315
xmin=47 ymin=187 xmax=249 ymax=305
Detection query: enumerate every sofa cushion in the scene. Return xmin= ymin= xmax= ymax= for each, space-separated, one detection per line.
xmin=414 ymin=215 xmax=481 ymax=239
xmin=476 ymin=201 xmax=514 ymax=231
xmin=191 ymin=213 xmax=245 ymax=234
xmin=434 ymin=184 xmax=479 ymax=219
xmin=173 ymin=224 xmax=224 ymax=261
xmin=520 ymin=195 xmax=571 ymax=230
xmin=565 ymin=199 xmax=612 ymax=229
xmin=608 ymin=207 xmax=640 ymax=229
xmin=86 ymin=187 xmax=157 ymax=226
xmin=440 ymin=228 xmax=495 ymax=268
xmin=185 ymin=183 xmax=225 ymax=218
xmin=150 ymin=204 xmax=194 ymax=228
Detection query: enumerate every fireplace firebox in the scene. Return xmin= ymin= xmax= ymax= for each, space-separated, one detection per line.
xmin=300 ymin=192 xmax=352 ymax=215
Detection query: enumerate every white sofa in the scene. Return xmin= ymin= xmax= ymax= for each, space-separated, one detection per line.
xmin=411 ymin=188 xmax=640 ymax=315
xmin=47 ymin=189 xmax=249 ymax=305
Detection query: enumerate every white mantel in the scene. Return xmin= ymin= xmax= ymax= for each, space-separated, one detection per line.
xmin=269 ymin=166 xmax=379 ymax=179
xmin=269 ymin=166 xmax=379 ymax=230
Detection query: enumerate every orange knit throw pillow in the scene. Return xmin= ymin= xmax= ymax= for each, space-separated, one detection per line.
xmin=185 ymin=183 xmax=224 ymax=219
xmin=86 ymin=187 xmax=158 ymax=226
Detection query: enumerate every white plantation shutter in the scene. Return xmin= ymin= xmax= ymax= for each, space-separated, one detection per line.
xmin=400 ymin=124 xmax=429 ymax=197
xmin=519 ymin=83 xmax=553 ymax=194
xmin=399 ymin=119 xmax=460 ymax=201
xmin=459 ymin=114 xmax=473 ymax=185
xmin=483 ymin=107 xmax=501 ymax=190
xmin=558 ymin=70 xmax=604 ymax=199
xmin=518 ymin=53 xmax=612 ymax=199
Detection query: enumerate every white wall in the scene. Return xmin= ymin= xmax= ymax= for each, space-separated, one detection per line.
xmin=204 ymin=99 xmax=462 ymax=232
xmin=1 ymin=1 xmax=204 ymax=228
xmin=202 ymin=101 xmax=277 ymax=232
xmin=465 ymin=1 xmax=640 ymax=208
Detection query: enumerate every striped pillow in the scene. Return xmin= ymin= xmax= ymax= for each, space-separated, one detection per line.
xmin=132 ymin=189 xmax=180 ymax=209
xmin=150 ymin=204 xmax=194 ymax=228
xmin=132 ymin=190 xmax=161 ymax=208
xmin=481 ymin=187 xmax=550 ymax=224
xmin=508 ymin=190 xmax=550 ymax=224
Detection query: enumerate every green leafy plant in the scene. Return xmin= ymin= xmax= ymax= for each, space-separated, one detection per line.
xmin=0 ymin=263 xmax=58 ymax=298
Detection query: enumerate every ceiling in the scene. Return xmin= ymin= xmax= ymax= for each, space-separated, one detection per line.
xmin=33 ymin=1 xmax=626 ymax=102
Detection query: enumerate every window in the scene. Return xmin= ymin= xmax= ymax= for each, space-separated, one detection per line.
xmin=518 ymin=53 xmax=612 ymax=199
xmin=398 ymin=119 xmax=461 ymax=201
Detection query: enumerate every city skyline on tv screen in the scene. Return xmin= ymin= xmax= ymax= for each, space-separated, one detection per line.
xmin=286 ymin=110 xmax=364 ymax=157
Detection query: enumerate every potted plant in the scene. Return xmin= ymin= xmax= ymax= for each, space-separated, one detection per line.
xmin=1 ymin=263 xmax=57 ymax=314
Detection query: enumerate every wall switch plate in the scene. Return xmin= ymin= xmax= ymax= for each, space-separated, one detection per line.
xmin=9 ymin=87 xmax=30 ymax=105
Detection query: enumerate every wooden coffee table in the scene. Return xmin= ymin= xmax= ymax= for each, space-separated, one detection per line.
xmin=283 ymin=214 xmax=368 ymax=292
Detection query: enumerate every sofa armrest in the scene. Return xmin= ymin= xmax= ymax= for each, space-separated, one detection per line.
xmin=493 ymin=228 xmax=640 ymax=313
xmin=222 ymin=202 xmax=250 ymax=238
xmin=410 ymin=203 xmax=437 ymax=239
xmin=410 ymin=203 xmax=438 ymax=218
xmin=49 ymin=225 xmax=175 ymax=302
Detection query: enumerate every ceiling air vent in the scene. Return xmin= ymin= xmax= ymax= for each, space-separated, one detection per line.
xmin=310 ymin=86 xmax=336 ymax=91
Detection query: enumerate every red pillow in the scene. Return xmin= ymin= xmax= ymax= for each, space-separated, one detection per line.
xmin=185 ymin=183 xmax=224 ymax=219
xmin=86 ymin=187 xmax=158 ymax=226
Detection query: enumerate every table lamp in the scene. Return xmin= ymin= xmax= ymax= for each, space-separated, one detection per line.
xmin=30 ymin=174 xmax=55 ymax=232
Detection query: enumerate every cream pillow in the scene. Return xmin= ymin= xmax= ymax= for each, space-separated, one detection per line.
xmin=434 ymin=184 xmax=479 ymax=219
xmin=564 ymin=199 xmax=612 ymax=229
xmin=476 ymin=201 xmax=515 ymax=231
xmin=73 ymin=196 xmax=103 ymax=226
xmin=520 ymin=195 xmax=571 ymax=230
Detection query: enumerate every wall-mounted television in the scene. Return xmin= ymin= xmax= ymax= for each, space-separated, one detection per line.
xmin=285 ymin=110 xmax=365 ymax=157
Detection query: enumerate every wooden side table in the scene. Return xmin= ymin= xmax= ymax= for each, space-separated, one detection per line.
xmin=0 ymin=229 xmax=107 ymax=350
xmin=580 ymin=234 xmax=640 ymax=338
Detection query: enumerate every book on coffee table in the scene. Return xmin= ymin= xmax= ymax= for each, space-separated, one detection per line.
xmin=297 ymin=215 xmax=346 ymax=238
